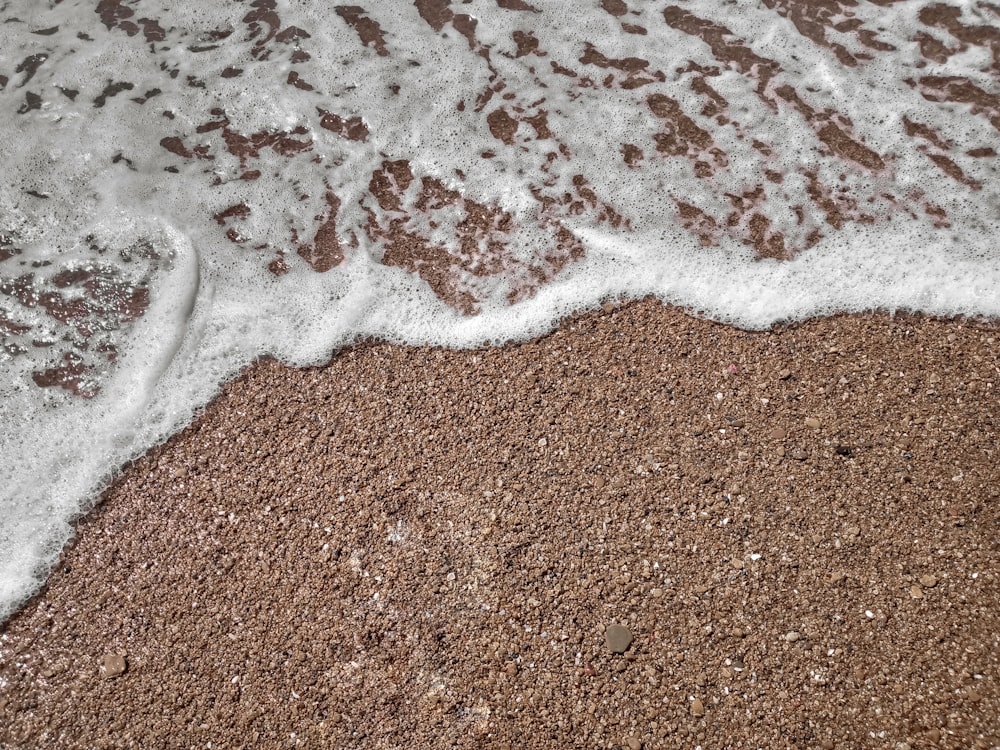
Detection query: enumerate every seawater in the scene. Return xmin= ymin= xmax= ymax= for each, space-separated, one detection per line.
xmin=1 ymin=0 xmax=998 ymax=621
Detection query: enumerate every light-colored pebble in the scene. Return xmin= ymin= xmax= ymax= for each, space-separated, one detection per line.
xmin=605 ymin=624 xmax=633 ymax=654
xmin=100 ymin=653 xmax=127 ymax=679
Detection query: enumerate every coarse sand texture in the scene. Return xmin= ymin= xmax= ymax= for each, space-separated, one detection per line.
xmin=2 ymin=300 xmax=997 ymax=749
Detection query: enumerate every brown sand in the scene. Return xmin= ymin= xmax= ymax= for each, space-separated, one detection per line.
xmin=1 ymin=298 xmax=998 ymax=749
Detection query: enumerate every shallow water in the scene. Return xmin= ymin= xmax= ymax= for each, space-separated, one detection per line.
xmin=1 ymin=0 xmax=998 ymax=620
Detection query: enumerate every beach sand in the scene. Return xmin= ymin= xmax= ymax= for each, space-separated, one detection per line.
xmin=1 ymin=298 xmax=997 ymax=749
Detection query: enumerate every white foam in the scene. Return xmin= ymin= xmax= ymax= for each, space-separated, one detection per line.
xmin=1 ymin=0 xmax=998 ymax=621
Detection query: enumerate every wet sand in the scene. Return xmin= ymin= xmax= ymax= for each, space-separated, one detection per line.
xmin=1 ymin=298 xmax=998 ymax=749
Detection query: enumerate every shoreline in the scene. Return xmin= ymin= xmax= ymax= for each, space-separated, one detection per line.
xmin=2 ymin=298 xmax=998 ymax=749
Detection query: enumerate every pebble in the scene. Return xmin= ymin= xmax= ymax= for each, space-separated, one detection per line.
xmin=623 ymin=736 xmax=641 ymax=750
xmin=909 ymin=585 xmax=923 ymax=599
xmin=100 ymin=653 xmax=127 ymax=679
xmin=605 ymin=624 xmax=633 ymax=654
xmin=778 ymin=368 xmax=792 ymax=380
xmin=919 ymin=574 xmax=938 ymax=588
xmin=769 ymin=427 xmax=786 ymax=440
xmin=805 ymin=417 xmax=821 ymax=429
xmin=790 ymin=449 xmax=808 ymax=461
xmin=690 ymin=697 xmax=705 ymax=717
xmin=784 ymin=631 xmax=801 ymax=642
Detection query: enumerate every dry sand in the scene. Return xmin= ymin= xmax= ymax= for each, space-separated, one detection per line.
xmin=1 ymin=298 xmax=998 ymax=749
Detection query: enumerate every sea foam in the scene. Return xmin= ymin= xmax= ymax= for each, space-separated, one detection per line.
xmin=1 ymin=0 xmax=998 ymax=620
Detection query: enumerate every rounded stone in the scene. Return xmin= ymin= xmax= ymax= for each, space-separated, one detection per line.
xmin=605 ymin=624 xmax=633 ymax=654
xmin=100 ymin=653 xmax=127 ymax=679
